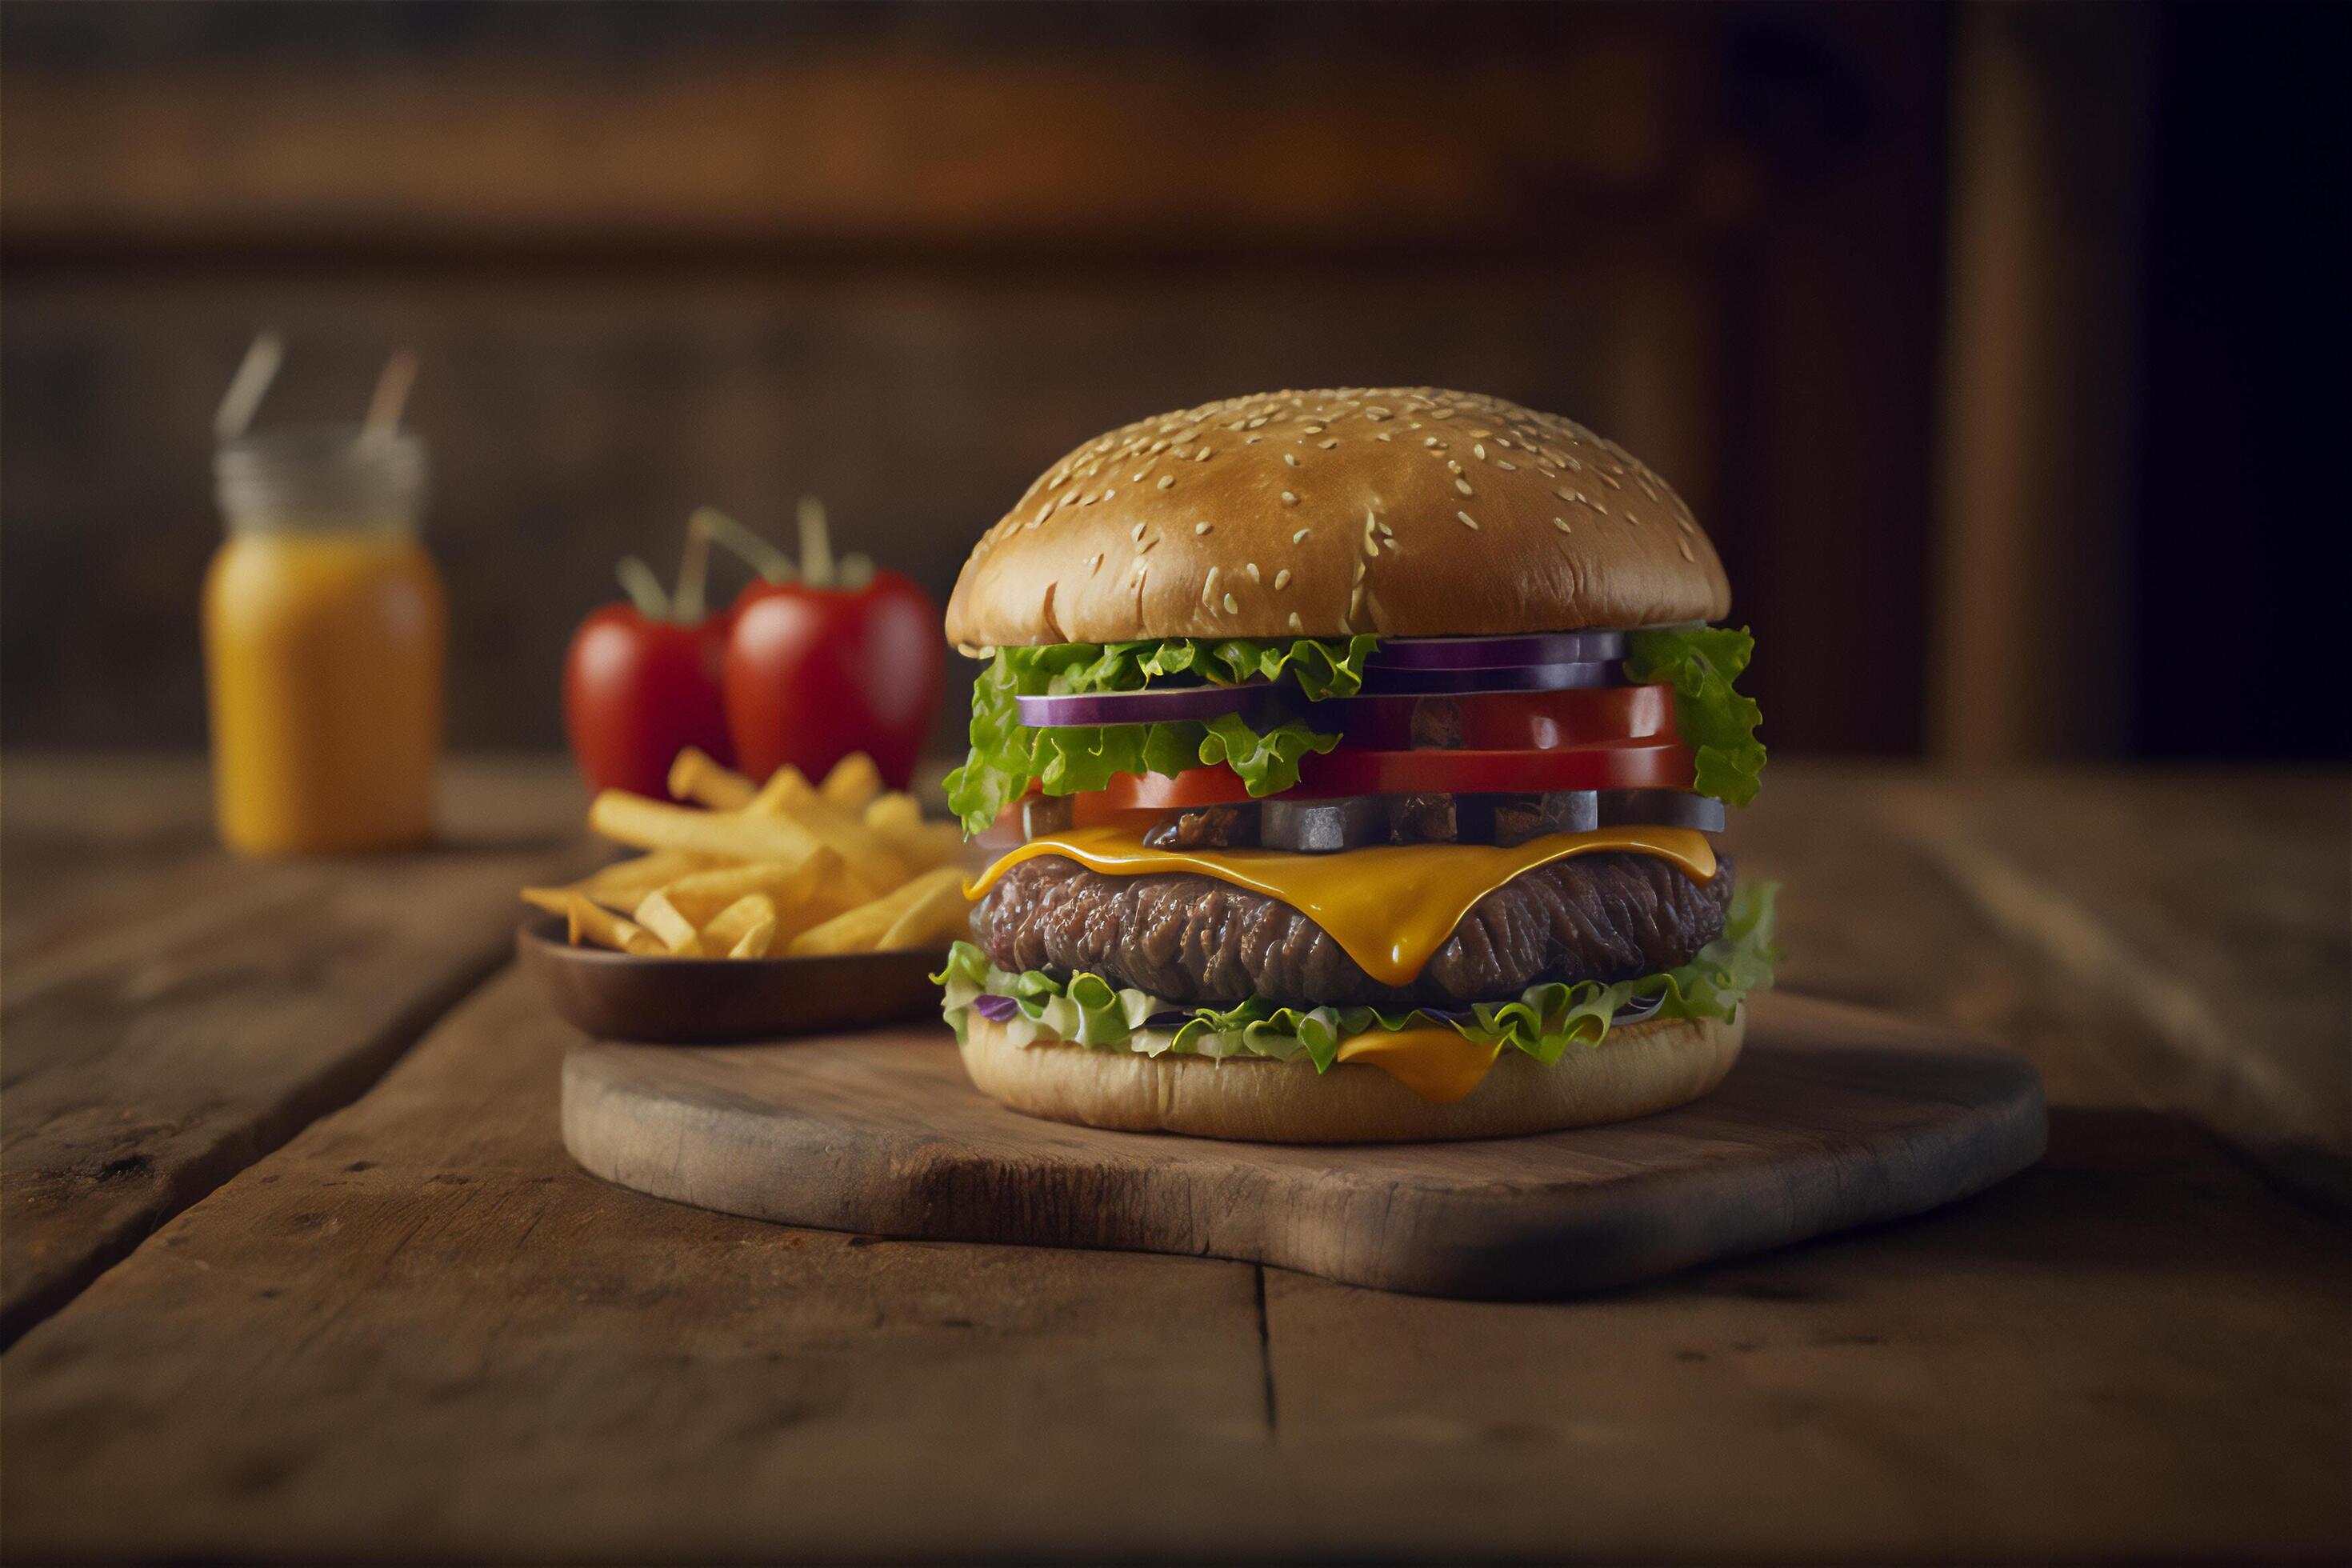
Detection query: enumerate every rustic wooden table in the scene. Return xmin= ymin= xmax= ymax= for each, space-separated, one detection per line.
xmin=4 ymin=754 xmax=2346 ymax=1562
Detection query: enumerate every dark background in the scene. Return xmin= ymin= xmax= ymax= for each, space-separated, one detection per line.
xmin=3 ymin=1 xmax=2344 ymax=763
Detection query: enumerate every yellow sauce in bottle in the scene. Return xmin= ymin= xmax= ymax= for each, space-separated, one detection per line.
xmin=204 ymin=429 xmax=445 ymax=854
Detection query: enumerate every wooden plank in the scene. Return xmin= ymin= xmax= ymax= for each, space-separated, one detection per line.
xmin=1724 ymin=766 xmax=2350 ymax=1202
xmin=0 ymin=14 xmax=1700 ymax=254
xmin=5 ymin=976 xmax=2343 ymax=1558
xmin=559 ymin=994 xmax=2046 ymax=1297
xmin=0 ymin=754 xmax=597 ymax=1344
xmin=1868 ymin=772 xmax=2351 ymax=1202
xmin=0 ymin=967 xmax=1275 ymax=1563
xmin=1261 ymin=1103 xmax=2350 ymax=1562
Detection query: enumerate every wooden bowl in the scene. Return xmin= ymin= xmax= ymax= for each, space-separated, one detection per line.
xmin=516 ymin=916 xmax=948 ymax=1044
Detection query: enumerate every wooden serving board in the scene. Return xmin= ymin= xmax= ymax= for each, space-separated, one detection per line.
xmin=560 ymin=993 xmax=2046 ymax=1298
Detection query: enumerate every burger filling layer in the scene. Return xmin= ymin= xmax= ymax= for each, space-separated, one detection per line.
xmin=972 ymin=850 xmax=1734 ymax=1010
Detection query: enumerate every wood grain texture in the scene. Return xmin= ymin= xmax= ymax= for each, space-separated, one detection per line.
xmin=561 ymin=995 xmax=2046 ymax=1298
xmin=0 ymin=753 xmax=596 ymax=1345
xmin=5 ymin=967 xmax=2343 ymax=1562
xmin=1722 ymin=766 xmax=2351 ymax=1207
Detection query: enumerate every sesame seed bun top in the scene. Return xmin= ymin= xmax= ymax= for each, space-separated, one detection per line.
xmin=944 ymin=387 xmax=1731 ymax=650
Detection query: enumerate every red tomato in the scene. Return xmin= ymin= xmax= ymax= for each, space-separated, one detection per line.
xmin=562 ymin=604 xmax=734 ymax=797
xmin=1078 ymin=738 xmax=1696 ymax=817
xmin=1316 ymin=684 xmax=1676 ymax=750
xmin=724 ymin=572 xmax=942 ymax=790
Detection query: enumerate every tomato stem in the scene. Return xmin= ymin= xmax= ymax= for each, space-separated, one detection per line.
xmin=691 ymin=506 xmax=794 ymax=585
xmin=797 ymin=496 xmax=834 ymax=589
xmin=615 ymin=557 xmax=670 ymax=619
xmin=674 ymin=514 xmax=711 ymax=622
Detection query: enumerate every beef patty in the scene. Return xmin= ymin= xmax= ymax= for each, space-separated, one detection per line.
xmin=972 ymin=852 xmax=1735 ymax=1009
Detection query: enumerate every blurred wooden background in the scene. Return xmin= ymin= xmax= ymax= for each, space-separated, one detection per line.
xmin=2 ymin=2 xmax=2342 ymax=762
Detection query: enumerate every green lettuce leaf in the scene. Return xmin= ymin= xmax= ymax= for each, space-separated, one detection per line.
xmin=1624 ymin=626 xmax=1767 ymax=807
xmin=944 ymin=637 xmax=1377 ymax=834
xmin=937 ymin=881 xmax=1780 ymax=1069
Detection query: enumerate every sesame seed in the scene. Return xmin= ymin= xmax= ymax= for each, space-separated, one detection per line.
xmin=1157 ymin=476 xmax=1175 ymax=490
xmin=1281 ymin=491 xmax=1298 ymax=505
xmin=1364 ymin=536 xmax=1378 ymax=559
xmin=1292 ymin=528 xmax=1311 ymax=543
xmin=1131 ymin=522 xmax=1146 ymax=540
xmin=1382 ymin=537 xmax=1398 ymax=553
xmin=1678 ymin=538 xmax=1696 ymax=562
xmin=1289 ymin=611 xmax=1304 ymax=632
xmin=1455 ymin=478 xmax=1474 ymax=496
xmin=1495 ymin=460 xmax=1518 ymax=471
xmin=1087 ymin=552 xmax=1104 ymax=571
xmin=1458 ymin=511 xmax=1479 ymax=530
xmin=1446 ymin=459 xmax=1462 ymax=474
xmin=1627 ymin=511 xmax=1642 ymax=526
xmin=1375 ymin=433 xmax=1392 ymax=442
xmin=1303 ymin=424 xmax=1323 ymax=434
xmin=1319 ymin=438 xmax=1338 ymax=449
xmin=1137 ymin=537 xmax=1157 ymax=554
xmin=1553 ymin=517 xmax=1572 ymax=533
xmin=1196 ymin=522 xmax=1213 ymax=535
xmin=1349 ymin=584 xmax=1365 ymax=618
xmin=1223 ymin=592 xmax=1238 ymax=614
xmin=1246 ymin=435 xmax=1262 ymax=445
xmin=1194 ymin=448 xmax=1211 ymax=461
xmin=1245 ymin=562 xmax=1261 ymax=583
xmin=1554 ymin=487 xmax=1574 ymax=502
xmin=1274 ymin=568 xmax=1291 ymax=590
xmin=1102 ymin=488 xmax=1116 ymax=500
xmin=1284 ymin=453 xmax=1301 ymax=467
xmin=1423 ymin=436 xmax=1442 ymax=447
xmin=1202 ymin=566 xmax=1220 ymax=604
xmin=1376 ymin=519 xmax=1393 ymax=536
xmin=1474 ymin=443 xmax=1487 ymax=460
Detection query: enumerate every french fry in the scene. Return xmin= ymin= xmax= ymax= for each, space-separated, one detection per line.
xmin=667 ymin=747 xmax=756 ymax=811
xmin=727 ymin=916 xmax=778 ymax=959
xmin=704 ymin=893 xmax=778 ymax=955
xmin=739 ymin=770 xmax=914 ymax=891
xmin=522 ymin=849 xmax=717 ymax=915
xmin=566 ymin=894 xmax=667 ymax=956
xmin=818 ymin=752 xmax=883 ymax=811
xmin=745 ymin=765 xmax=808 ymax=817
xmin=537 ymin=779 xmax=969 ymax=963
xmin=632 ymin=890 xmax=706 ymax=956
xmin=862 ymin=791 xmax=921 ymax=837
xmin=588 ymin=790 xmax=889 ymax=889
xmin=863 ymin=791 xmax=966 ymax=871
xmin=878 ymin=866 xmax=976 ymax=950
xmin=787 ymin=866 xmax=967 ymax=957
xmin=652 ymin=848 xmax=845 ymax=926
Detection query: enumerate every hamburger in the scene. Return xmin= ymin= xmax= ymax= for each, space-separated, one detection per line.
xmin=936 ymin=388 xmax=1775 ymax=1142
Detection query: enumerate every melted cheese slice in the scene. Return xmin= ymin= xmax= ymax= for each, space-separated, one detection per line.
xmin=1334 ymin=1028 xmax=1503 ymax=1104
xmin=968 ymin=823 xmax=1717 ymax=989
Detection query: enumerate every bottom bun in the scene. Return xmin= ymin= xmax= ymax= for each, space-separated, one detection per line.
xmin=956 ymin=1010 xmax=1745 ymax=1144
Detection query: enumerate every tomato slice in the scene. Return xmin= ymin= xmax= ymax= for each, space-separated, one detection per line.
xmin=1083 ymin=738 xmax=1695 ymax=814
xmin=1309 ymin=683 xmax=1674 ymax=750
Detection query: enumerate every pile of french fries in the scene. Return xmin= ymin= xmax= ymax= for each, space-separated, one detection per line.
xmin=523 ymin=749 xmax=973 ymax=960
